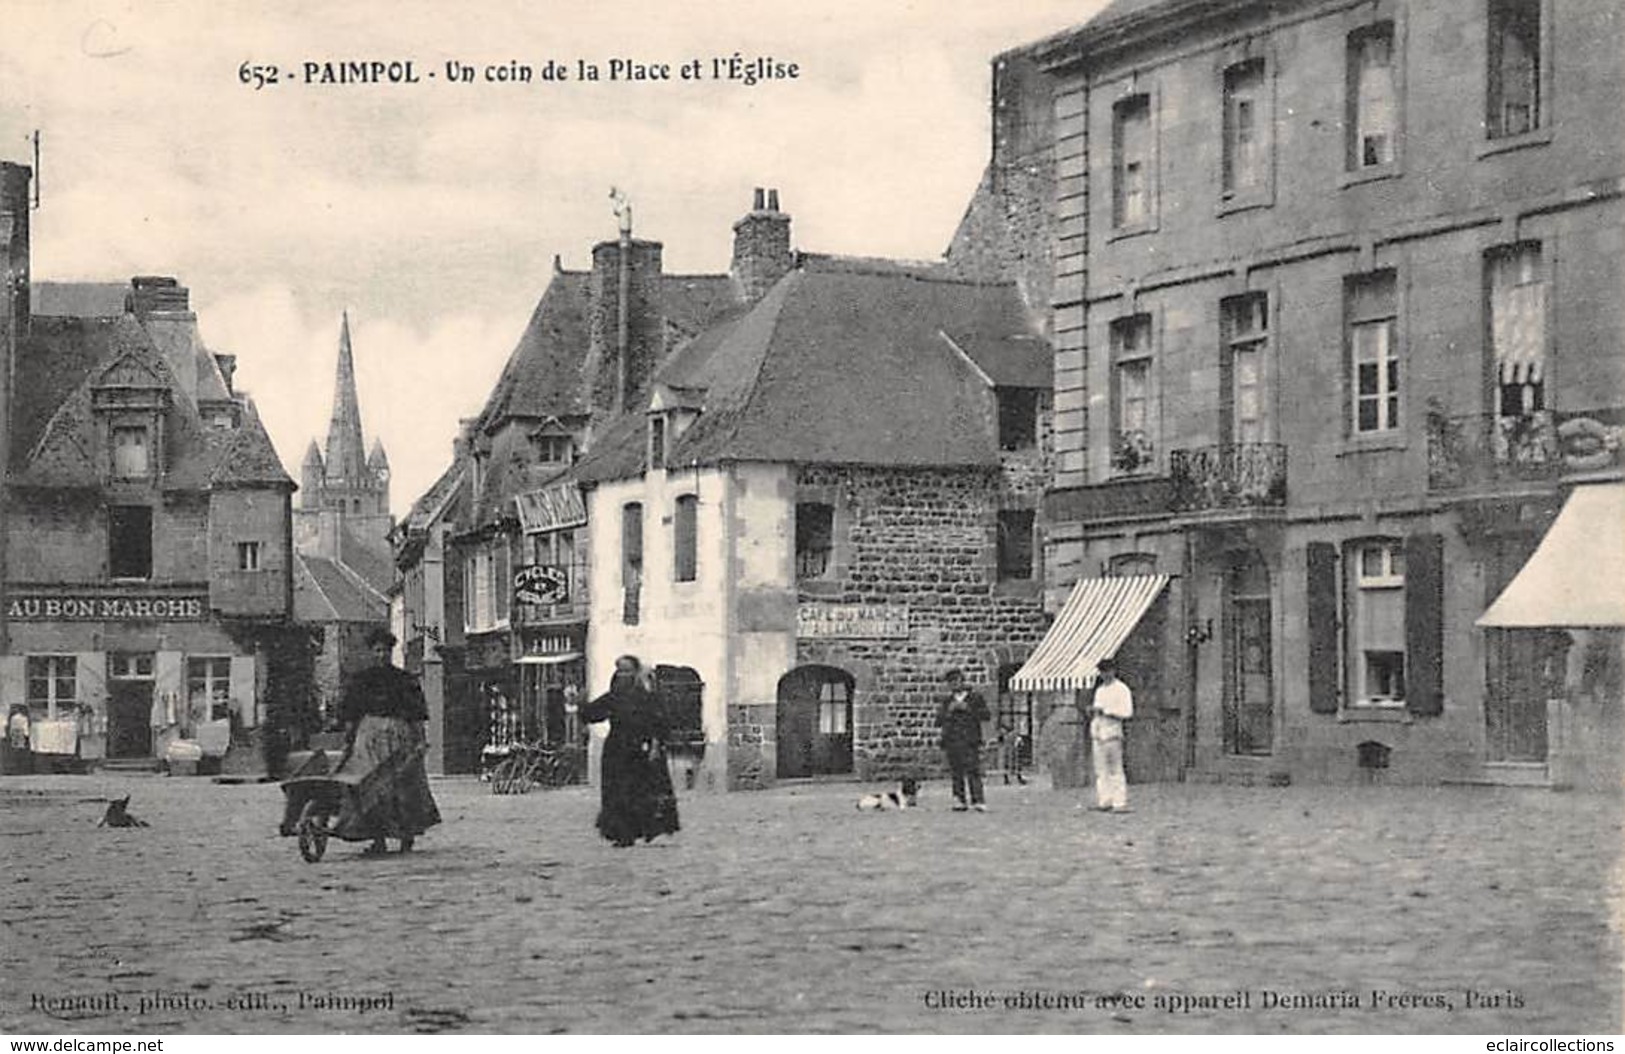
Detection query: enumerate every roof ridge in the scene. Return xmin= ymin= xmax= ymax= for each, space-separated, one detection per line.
xmin=295 ymin=555 xmax=342 ymax=621
xmin=330 ymin=554 xmax=390 ymax=605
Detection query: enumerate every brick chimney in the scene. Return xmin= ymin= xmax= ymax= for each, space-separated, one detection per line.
xmin=128 ymin=275 xmax=198 ymax=398
xmin=731 ymin=187 xmax=792 ymax=304
xmin=586 ymin=237 xmax=665 ymax=421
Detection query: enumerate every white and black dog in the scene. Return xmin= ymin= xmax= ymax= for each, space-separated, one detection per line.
xmin=856 ymin=777 xmax=920 ymax=811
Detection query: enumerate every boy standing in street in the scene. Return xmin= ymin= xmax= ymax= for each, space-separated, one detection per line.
xmin=936 ymin=669 xmax=991 ymax=812
xmin=1090 ymin=657 xmax=1133 ymax=813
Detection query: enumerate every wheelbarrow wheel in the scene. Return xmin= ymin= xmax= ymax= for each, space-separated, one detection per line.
xmin=297 ymin=800 xmax=331 ymax=863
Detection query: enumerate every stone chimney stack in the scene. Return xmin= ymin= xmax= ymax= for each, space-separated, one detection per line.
xmin=128 ymin=275 xmax=198 ymax=398
xmin=731 ymin=186 xmax=792 ymax=304
xmin=586 ymin=237 xmax=665 ymax=421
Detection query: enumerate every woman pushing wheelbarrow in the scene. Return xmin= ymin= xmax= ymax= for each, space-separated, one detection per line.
xmin=281 ymin=627 xmax=441 ymax=861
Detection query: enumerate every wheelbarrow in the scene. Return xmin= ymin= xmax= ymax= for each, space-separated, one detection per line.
xmin=277 ymin=748 xmax=379 ymax=863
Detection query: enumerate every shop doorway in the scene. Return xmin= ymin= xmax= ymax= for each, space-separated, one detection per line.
xmin=776 ymin=666 xmax=854 ymax=778
xmin=107 ymin=652 xmax=155 ymax=759
xmin=1223 ymin=554 xmax=1274 ymax=756
xmin=1484 ymin=537 xmax=1551 ymax=762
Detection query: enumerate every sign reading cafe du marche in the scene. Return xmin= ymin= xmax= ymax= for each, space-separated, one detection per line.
xmin=6 ymin=595 xmax=209 ymax=621
xmin=796 ymin=602 xmax=910 ymax=640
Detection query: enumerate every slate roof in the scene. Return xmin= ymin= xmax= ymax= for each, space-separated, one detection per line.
xmin=459 ymin=263 xmax=748 ymax=524
xmin=574 ymin=266 xmax=1049 ymax=483
xmin=400 ymin=459 xmax=468 ymax=535
xmin=31 ymin=282 xmax=129 ymax=318
xmin=294 ymin=554 xmax=388 ymax=623
xmin=337 ymin=524 xmax=396 ymax=596
xmin=475 ymin=271 xmax=592 ymax=427
xmin=1024 ymin=0 xmax=1255 ymax=63
xmin=9 ymin=311 xmax=292 ymax=489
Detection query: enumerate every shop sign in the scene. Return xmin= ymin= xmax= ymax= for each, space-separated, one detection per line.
xmin=796 ymin=602 xmax=909 ymax=640
xmin=514 ymin=564 xmax=569 ymax=606
xmin=6 ymin=594 xmax=208 ymax=621
xmin=515 ymin=482 xmax=587 ymax=533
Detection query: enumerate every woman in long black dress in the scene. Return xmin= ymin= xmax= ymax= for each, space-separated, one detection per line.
xmin=580 ymin=655 xmax=679 ymax=847
xmin=332 ymin=628 xmax=442 ymax=854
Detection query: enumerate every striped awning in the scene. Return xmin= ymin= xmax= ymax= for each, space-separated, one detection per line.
xmin=1478 ymin=483 xmax=1625 ymax=628
xmin=1009 ymin=574 xmax=1170 ymax=692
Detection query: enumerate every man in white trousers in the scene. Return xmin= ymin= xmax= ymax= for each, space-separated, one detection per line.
xmin=1089 ymin=656 xmax=1133 ymax=812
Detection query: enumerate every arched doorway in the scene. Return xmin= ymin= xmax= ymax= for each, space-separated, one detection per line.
xmin=776 ymin=665 xmax=855 ymax=778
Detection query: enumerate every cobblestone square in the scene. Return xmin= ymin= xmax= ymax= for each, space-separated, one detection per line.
xmin=1 ymin=774 xmax=1620 ymax=1034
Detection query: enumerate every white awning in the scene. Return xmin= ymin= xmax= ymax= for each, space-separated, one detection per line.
xmin=515 ymin=652 xmax=582 ymax=665
xmin=1479 ymin=483 xmax=1625 ymax=628
xmin=1009 ymin=574 xmax=1170 ymax=691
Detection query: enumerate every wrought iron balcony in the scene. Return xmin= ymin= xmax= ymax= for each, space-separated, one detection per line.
xmin=1427 ymin=408 xmax=1623 ymax=491
xmin=1169 ymin=443 xmax=1288 ymax=512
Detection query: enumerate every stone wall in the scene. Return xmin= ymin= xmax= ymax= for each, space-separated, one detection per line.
xmin=944 ymin=51 xmax=1058 ymax=335
xmin=726 ymin=702 xmax=774 ymax=789
xmin=792 ymin=464 xmax=1052 ymax=779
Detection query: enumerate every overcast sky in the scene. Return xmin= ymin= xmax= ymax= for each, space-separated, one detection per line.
xmin=1 ymin=0 xmax=1101 ymax=516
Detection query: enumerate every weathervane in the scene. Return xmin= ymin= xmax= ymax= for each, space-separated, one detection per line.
xmin=609 ymin=186 xmax=632 ymax=237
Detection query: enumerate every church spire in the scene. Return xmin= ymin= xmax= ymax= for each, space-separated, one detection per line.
xmin=324 ymin=310 xmax=368 ymax=485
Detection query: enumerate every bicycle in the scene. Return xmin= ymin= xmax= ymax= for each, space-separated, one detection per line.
xmin=489 ymin=741 xmax=585 ymax=794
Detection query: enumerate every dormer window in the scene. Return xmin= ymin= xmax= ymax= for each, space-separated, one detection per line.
xmin=533 ymin=434 xmax=574 ymax=465
xmin=112 ymin=425 xmax=150 ymax=478
xmin=997 ymin=389 xmax=1039 ymax=451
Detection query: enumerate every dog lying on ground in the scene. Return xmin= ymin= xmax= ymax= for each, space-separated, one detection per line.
xmin=856 ymin=777 xmax=919 ymax=811
xmin=97 ymin=795 xmax=149 ymax=828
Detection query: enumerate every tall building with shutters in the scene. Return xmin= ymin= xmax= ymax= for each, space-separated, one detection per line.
xmin=972 ymin=0 xmax=1624 ymax=785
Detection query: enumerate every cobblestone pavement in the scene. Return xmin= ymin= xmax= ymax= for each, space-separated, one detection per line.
xmin=1 ymin=773 xmax=1620 ymax=1035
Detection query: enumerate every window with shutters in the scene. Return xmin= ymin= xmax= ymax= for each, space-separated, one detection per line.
xmin=26 ymin=656 xmax=77 ymax=717
xmin=1346 ymin=539 xmax=1407 ymax=707
xmin=673 ymin=494 xmax=698 ymax=583
xmin=187 ymin=657 xmax=233 ymax=721
xmin=462 ymin=540 xmax=510 ymax=632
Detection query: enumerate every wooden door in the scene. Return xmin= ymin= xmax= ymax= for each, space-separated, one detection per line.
xmin=107 ymin=682 xmax=152 ymax=758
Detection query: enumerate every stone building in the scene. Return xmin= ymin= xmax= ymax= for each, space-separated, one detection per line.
xmin=977 ymin=0 xmax=1624 ymax=786
xmin=292 ymin=313 xmax=392 ymax=727
xmin=394 ymin=200 xmax=742 ymax=774
xmin=0 ymin=164 xmax=308 ymax=771
xmin=574 ymin=196 xmax=1054 ymax=789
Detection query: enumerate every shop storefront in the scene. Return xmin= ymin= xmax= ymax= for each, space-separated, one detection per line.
xmin=1 ymin=589 xmax=263 ymax=773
